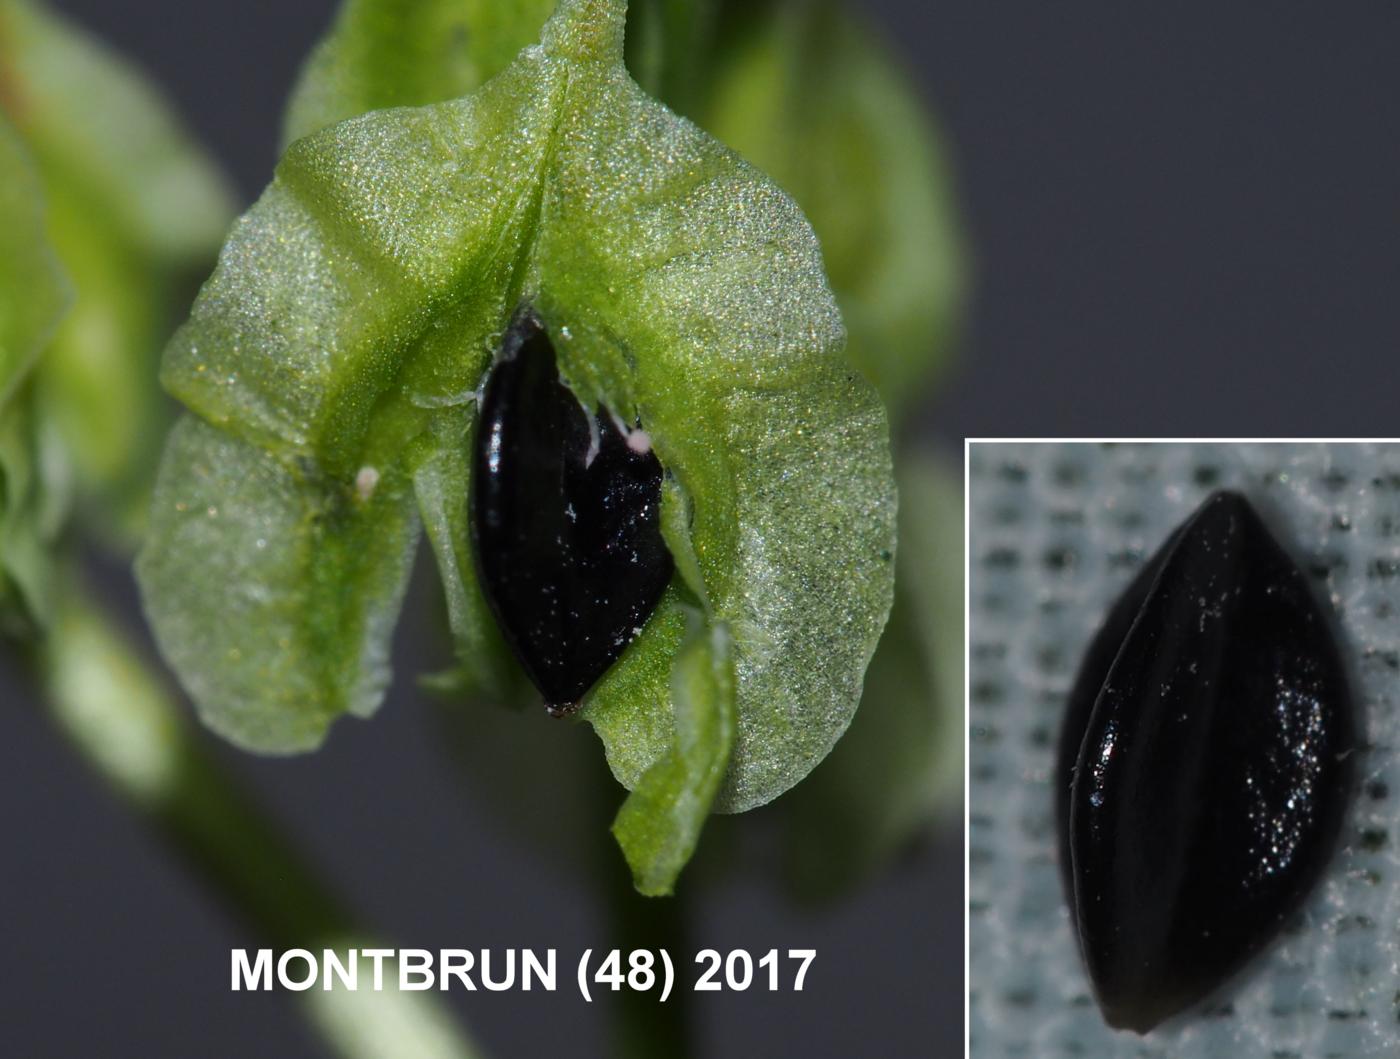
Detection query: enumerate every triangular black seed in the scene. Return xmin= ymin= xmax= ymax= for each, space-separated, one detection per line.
xmin=1057 ymin=490 xmax=1355 ymax=1033
xmin=470 ymin=307 xmax=674 ymax=716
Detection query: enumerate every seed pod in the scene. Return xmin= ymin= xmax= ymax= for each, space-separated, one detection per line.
xmin=1056 ymin=490 xmax=1355 ymax=1033
xmin=470 ymin=307 xmax=674 ymax=716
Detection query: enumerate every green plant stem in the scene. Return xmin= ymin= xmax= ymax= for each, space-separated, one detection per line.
xmin=595 ymin=774 xmax=694 ymax=1059
xmin=21 ymin=574 xmax=484 ymax=1059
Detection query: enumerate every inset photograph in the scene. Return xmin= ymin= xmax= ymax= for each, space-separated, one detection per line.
xmin=969 ymin=442 xmax=1397 ymax=1055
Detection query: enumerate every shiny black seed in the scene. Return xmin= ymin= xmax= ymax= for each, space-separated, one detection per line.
xmin=470 ymin=307 xmax=673 ymax=716
xmin=1056 ymin=490 xmax=1355 ymax=1033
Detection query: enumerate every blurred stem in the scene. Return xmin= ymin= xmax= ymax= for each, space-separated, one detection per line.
xmin=595 ymin=773 xmax=693 ymax=1059
xmin=20 ymin=574 xmax=484 ymax=1059
xmin=626 ymin=0 xmax=717 ymax=118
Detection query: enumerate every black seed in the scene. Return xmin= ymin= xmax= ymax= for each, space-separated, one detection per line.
xmin=470 ymin=307 xmax=674 ymax=716
xmin=1056 ymin=490 xmax=1355 ymax=1034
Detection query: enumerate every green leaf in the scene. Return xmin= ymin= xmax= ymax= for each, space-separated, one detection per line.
xmin=1 ymin=0 xmax=236 ymax=532
xmin=0 ymin=113 xmax=65 ymax=406
xmin=30 ymin=187 xmax=168 ymax=530
xmin=702 ymin=0 xmax=966 ymax=418
xmin=1 ymin=0 xmax=234 ymax=264
xmin=0 ymin=391 xmax=60 ymax=636
xmin=613 ymin=615 xmax=734 ymax=895
xmin=781 ymin=450 xmax=963 ymax=898
xmin=0 ymin=115 xmax=67 ymax=636
xmin=282 ymin=0 xmax=558 ymax=147
xmin=140 ymin=0 xmax=895 ymax=814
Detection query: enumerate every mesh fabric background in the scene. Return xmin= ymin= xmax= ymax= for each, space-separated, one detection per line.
xmin=969 ymin=442 xmax=1400 ymax=1057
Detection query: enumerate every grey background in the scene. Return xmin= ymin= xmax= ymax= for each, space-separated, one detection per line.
xmin=1 ymin=3 xmax=962 ymax=1059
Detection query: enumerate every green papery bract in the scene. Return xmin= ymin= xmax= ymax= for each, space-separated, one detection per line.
xmin=138 ymin=0 xmax=895 ymax=814
xmin=613 ymin=614 xmax=735 ymax=895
